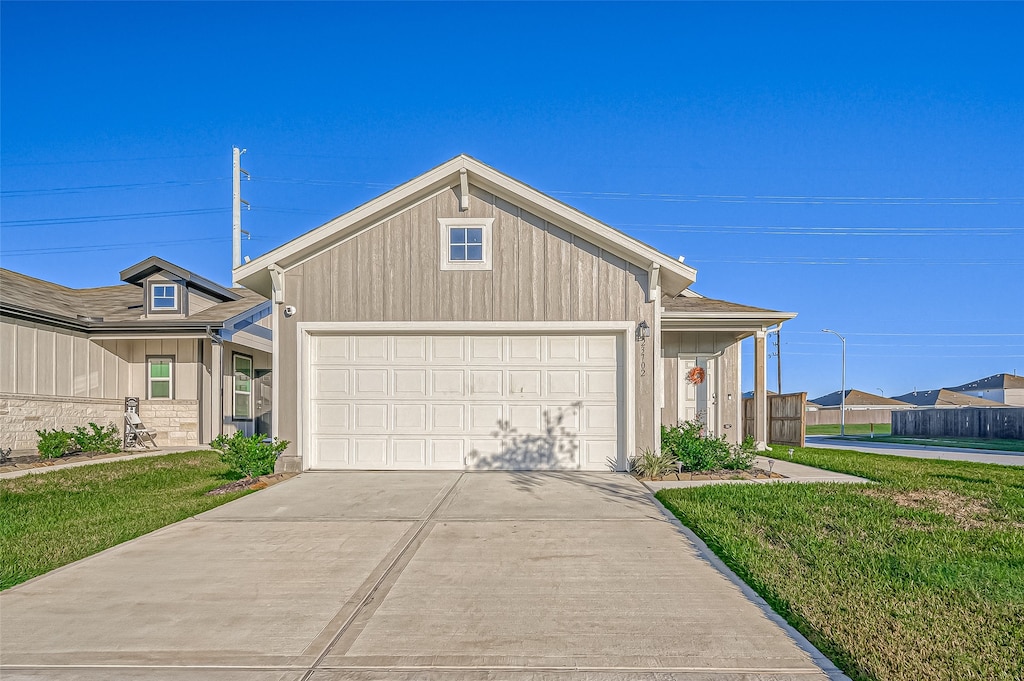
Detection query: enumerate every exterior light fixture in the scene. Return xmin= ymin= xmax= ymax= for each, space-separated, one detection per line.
xmin=636 ymin=320 xmax=651 ymax=341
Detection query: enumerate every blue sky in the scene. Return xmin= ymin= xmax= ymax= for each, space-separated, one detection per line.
xmin=2 ymin=2 xmax=1022 ymax=399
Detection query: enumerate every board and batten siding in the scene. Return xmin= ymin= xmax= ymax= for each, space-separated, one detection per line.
xmin=661 ymin=332 xmax=742 ymax=444
xmin=275 ymin=183 xmax=656 ymax=465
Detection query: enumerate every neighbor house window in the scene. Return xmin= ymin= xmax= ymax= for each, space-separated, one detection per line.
xmin=438 ymin=217 xmax=494 ymax=271
xmin=151 ymin=284 xmax=178 ymax=311
xmin=233 ymin=353 xmax=253 ymax=420
xmin=148 ymin=357 xmax=174 ymax=399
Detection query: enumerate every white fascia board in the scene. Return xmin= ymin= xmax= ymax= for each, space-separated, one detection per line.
xmin=661 ymin=312 xmax=797 ymax=333
xmin=221 ymin=300 xmax=273 ymax=332
xmin=235 ymin=154 xmax=698 ymax=297
xmin=221 ymin=327 xmax=272 ymax=354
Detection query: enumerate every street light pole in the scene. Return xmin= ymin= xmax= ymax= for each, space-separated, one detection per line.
xmin=822 ymin=329 xmax=847 ymax=436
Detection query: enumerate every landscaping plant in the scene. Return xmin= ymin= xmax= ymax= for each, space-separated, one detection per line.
xmin=662 ymin=420 xmax=732 ymax=471
xmin=34 ymin=428 xmax=77 ymax=459
xmin=630 ymin=448 xmax=678 ymax=479
xmin=35 ymin=422 xmax=121 ymax=458
xmin=210 ymin=431 xmax=289 ymax=479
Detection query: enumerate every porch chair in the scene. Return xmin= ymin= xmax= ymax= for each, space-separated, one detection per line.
xmin=125 ymin=411 xmax=158 ymax=449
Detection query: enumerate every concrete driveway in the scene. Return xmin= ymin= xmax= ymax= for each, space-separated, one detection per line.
xmin=1 ymin=472 xmax=834 ymax=680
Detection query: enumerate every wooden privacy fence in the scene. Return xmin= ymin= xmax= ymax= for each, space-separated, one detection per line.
xmin=743 ymin=392 xmax=806 ymax=447
xmin=892 ymin=407 xmax=1024 ymax=440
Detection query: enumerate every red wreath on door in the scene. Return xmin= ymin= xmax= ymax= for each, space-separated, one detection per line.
xmin=687 ymin=366 xmax=706 ymax=385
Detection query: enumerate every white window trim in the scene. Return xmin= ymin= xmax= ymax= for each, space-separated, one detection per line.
xmin=233 ymin=353 xmax=254 ymax=420
xmin=147 ymin=356 xmax=174 ymax=400
xmin=438 ymin=217 xmax=494 ymax=271
xmin=151 ymin=283 xmax=179 ymax=311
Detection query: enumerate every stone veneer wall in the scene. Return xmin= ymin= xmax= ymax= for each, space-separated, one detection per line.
xmin=137 ymin=400 xmax=200 ymax=447
xmin=0 ymin=393 xmax=125 ymax=452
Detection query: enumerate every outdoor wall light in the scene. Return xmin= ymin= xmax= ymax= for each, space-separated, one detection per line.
xmin=283 ymin=305 xmax=297 ymax=318
xmin=636 ymin=320 xmax=651 ymax=341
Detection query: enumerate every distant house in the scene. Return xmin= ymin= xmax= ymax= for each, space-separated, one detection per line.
xmin=944 ymin=373 xmax=1024 ymax=407
xmin=890 ymin=388 xmax=1005 ymax=408
xmin=0 ymin=257 xmax=272 ymax=452
xmin=807 ymin=389 xmax=911 ymax=409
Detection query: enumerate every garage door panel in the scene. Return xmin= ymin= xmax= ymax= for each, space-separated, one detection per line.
xmin=353 ymin=369 xmax=388 ymax=397
xmin=431 ymin=370 xmax=465 ymax=396
xmin=308 ymin=332 xmax=623 ymax=471
xmin=392 ymin=336 xmax=427 ymax=362
xmin=353 ymin=439 xmax=387 ymax=465
xmin=431 ymin=440 xmax=464 ymax=466
xmin=393 ymin=439 xmax=426 ymax=466
xmin=355 ymin=336 xmax=387 ymax=361
xmin=314 ymin=368 xmax=350 ymax=396
xmin=431 ymin=404 xmax=465 ymax=430
xmin=394 ymin=404 xmax=427 ymax=430
xmin=316 ymin=403 xmax=351 ymax=431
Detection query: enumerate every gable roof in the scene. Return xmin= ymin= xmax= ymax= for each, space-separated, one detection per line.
xmin=945 ymin=373 xmax=1024 ymax=392
xmin=0 ymin=267 xmax=266 ymax=333
xmin=235 ymin=154 xmax=699 ymax=298
xmin=890 ymin=388 xmax=1006 ymax=407
xmin=808 ymin=389 xmax=910 ymax=407
xmin=660 ymin=294 xmax=796 ymax=330
xmin=120 ymin=256 xmax=239 ymax=301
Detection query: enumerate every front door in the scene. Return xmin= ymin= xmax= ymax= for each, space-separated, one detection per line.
xmin=678 ymin=355 xmax=718 ymax=435
xmin=254 ymin=370 xmax=273 ymax=436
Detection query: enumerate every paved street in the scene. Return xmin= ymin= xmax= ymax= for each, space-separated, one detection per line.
xmin=805 ymin=435 xmax=1024 ymax=466
xmin=0 ymin=472 xmax=835 ymax=680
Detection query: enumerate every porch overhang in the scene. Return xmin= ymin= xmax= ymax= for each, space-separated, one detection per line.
xmin=661 ymin=311 xmax=796 ymax=337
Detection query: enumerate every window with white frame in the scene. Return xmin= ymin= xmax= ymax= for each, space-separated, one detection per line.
xmin=233 ymin=353 xmax=253 ymax=420
xmin=151 ymin=283 xmax=178 ymax=311
xmin=438 ymin=217 xmax=494 ymax=271
xmin=148 ymin=357 xmax=174 ymax=399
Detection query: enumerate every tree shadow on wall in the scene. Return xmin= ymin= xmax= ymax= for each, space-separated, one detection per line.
xmin=469 ymin=402 xmax=583 ymax=475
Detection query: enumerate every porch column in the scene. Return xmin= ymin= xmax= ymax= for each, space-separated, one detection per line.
xmin=211 ymin=340 xmax=224 ymax=438
xmin=754 ymin=329 xmax=768 ymax=450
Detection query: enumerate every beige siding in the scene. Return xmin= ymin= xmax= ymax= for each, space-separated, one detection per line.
xmin=276 ymin=182 xmax=655 ymax=462
xmin=661 ymin=331 xmax=744 ymax=444
xmin=0 ymin=320 xmax=17 ymax=393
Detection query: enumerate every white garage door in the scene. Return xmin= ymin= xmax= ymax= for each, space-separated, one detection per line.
xmin=306 ymin=332 xmax=623 ymax=470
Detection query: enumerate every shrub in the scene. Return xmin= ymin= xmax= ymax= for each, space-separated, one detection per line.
xmin=36 ymin=422 xmax=122 ymax=458
xmin=210 ymin=431 xmax=289 ymax=479
xmin=630 ymin=448 xmax=678 ymax=479
xmin=36 ymin=429 xmax=77 ymax=459
xmin=71 ymin=423 xmax=121 ymax=454
xmin=661 ymin=420 xmax=756 ymax=472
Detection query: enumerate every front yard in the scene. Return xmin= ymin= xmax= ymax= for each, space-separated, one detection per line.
xmin=656 ymin=447 xmax=1024 ymax=681
xmin=0 ymin=451 xmax=252 ymax=590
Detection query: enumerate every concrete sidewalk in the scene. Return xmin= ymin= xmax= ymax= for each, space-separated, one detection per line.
xmin=1 ymin=471 xmax=841 ymax=680
xmin=805 ymin=435 xmax=1024 ymax=466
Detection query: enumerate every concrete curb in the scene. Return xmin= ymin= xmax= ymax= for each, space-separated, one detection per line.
xmin=639 ymin=481 xmax=853 ymax=681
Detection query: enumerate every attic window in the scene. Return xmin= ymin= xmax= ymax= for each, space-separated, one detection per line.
xmin=151 ymin=284 xmax=178 ymax=311
xmin=438 ymin=217 xmax=494 ymax=271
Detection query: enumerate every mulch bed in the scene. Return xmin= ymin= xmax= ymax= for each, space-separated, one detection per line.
xmin=205 ymin=472 xmax=297 ymax=496
xmin=638 ymin=466 xmax=786 ymax=482
xmin=0 ymin=449 xmax=139 ymax=474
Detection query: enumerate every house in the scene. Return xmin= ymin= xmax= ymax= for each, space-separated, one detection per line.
xmin=890 ymin=388 xmax=1005 ymax=408
xmin=804 ymin=389 xmax=912 ymax=426
xmin=0 ymin=257 xmax=272 ymax=452
xmin=944 ymin=373 xmax=1024 ymax=406
xmin=234 ymin=155 xmax=795 ymax=472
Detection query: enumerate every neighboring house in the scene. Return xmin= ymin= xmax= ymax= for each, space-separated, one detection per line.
xmin=0 ymin=257 xmax=272 ymax=451
xmin=235 ymin=155 xmax=794 ymax=472
xmin=805 ymin=389 xmax=912 ymax=426
xmin=890 ymin=388 xmax=1006 ymax=408
xmin=944 ymin=373 xmax=1024 ymax=406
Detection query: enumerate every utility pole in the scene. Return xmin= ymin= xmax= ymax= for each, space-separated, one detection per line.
xmin=822 ymin=329 xmax=847 ymax=436
xmin=232 ymin=147 xmax=250 ymax=272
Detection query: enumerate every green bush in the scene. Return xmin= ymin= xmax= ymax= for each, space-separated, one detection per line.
xmin=210 ymin=431 xmax=289 ymax=479
xmin=630 ymin=448 xmax=678 ymax=479
xmin=35 ymin=429 xmax=77 ymax=459
xmin=35 ymin=422 xmax=121 ymax=459
xmin=71 ymin=423 xmax=121 ymax=454
xmin=661 ymin=420 xmax=756 ymax=472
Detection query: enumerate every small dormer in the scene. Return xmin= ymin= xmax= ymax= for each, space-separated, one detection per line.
xmin=120 ymin=257 xmax=240 ymax=320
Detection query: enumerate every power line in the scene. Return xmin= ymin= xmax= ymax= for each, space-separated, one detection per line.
xmin=548 ymin=190 xmax=1024 ymax=206
xmin=2 ymin=153 xmax=220 ymax=167
xmin=0 ymin=208 xmax=228 ymax=228
xmin=1 ymin=237 xmax=227 ymax=257
xmin=791 ymin=332 xmax=1024 ymax=337
xmin=623 ymin=223 xmax=1021 ymax=236
xmin=1 ymin=178 xmax=228 ymax=197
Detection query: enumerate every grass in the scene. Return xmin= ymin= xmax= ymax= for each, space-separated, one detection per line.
xmin=806 ymin=423 xmax=891 ymax=436
xmin=0 ymin=451 xmax=250 ymax=590
xmin=855 ymin=435 xmax=1024 ymax=453
xmin=656 ymin=447 xmax=1024 ymax=681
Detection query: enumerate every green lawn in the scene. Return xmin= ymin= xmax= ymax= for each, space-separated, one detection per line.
xmin=806 ymin=423 xmax=891 ymax=436
xmin=0 ymin=451 xmax=250 ymax=590
xmin=857 ymin=435 xmax=1024 ymax=453
xmin=656 ymin=447 xmax=1024 ymax=681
